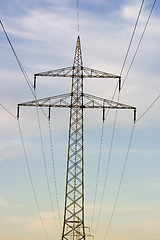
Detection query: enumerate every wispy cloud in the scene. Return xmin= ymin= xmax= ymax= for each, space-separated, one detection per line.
xmin=0 ymin=1 xmax=159 ymax=240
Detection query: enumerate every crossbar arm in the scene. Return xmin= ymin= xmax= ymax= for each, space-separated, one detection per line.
xmin=33 ymin=66 xmax=121 ymax=90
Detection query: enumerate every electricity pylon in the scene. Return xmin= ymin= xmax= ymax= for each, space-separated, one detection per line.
xmin=17 ymin=36 xmax=136 ymax=240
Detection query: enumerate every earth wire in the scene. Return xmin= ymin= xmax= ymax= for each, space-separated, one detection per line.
xmin=76 ymin=0 xmax=80 ymax=33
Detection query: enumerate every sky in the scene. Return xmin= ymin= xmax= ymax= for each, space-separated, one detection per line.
xmin=0 ymin=0 xmax=160 ymax=240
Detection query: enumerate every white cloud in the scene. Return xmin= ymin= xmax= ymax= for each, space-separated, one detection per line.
xmin=1 ymin=2 xmax=159 ymax=125
xmin=121 ymin=0 xmax=143 ymax=21
xmin=0 ymin=1 xmax=159 ymax=240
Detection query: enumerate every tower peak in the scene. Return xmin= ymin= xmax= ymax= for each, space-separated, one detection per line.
xmin=73 ymin=35 xmax=82 ymax=67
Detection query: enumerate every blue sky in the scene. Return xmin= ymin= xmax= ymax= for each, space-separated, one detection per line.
xmin=0 ymin=0 xmax=160 ymax=240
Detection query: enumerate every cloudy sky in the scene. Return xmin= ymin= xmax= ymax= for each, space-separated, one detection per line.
xmin=0 ymin=0 xmax=160 ymax=240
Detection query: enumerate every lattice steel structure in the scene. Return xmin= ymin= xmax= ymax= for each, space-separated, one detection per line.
xmin=18 ymin=36 xmax=136 ymax=240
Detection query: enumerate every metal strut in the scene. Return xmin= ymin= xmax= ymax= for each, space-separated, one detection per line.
xmin=17 ymin=35 xmax=136 ymax=240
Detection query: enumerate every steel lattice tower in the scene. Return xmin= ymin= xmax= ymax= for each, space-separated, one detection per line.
xmin=18 ymin=36 xmax=136 ymax=240
xmin=62 ymin=36 xmax=85 ymax=240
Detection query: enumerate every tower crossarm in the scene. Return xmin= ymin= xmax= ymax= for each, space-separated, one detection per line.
xmin=17 ymin=93 xmax=72 ymax=119
xmin=18 ymin=93 xmax=71 ymax=107
xmin=34 ymin=67 xmax=74 ymax=89
xmin=34 ymin=67 xmax=120 ymax=79
xmin=34 ymin=66 xmax=121 ymax=90
xmin=82 ymin=67 xmax=120 ymax=79
xmin=34 ymin=67 xmax=73 ymax=78
xmin=83 ymin=93 xmax=136 ymax=109
xmin=83 ymin=93 xmax=136 ymax=122
xmin=17 ymin=92 xmax=135 ymax=110
xmin=17 ymin=92 xmax=136 ymax=122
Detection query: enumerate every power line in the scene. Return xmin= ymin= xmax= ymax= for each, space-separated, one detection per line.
xmin=17 ymin=119 xmax=51 ymax=240
xmin=1 ymin=19 xmax=60 ymax=238
xmin=0 ymin=20 xmax=34 ymax=93
xmin=0 ymin=103 xmax=17 ymax=119
xmin=1 ymin=14 xmax=62 ymax=236
xmin=1 ymin=1 xmax=158 ymax=238
xmin=103 ymin=123 xmax=135 ymax=240
xmin=0 ymin=20 xmax=48 ymax=119
xmin=91 ymin=82 xmax=119 ymax=233
xmin=93 ymin=0 xmax=149 ymax=236
xmin=0 ymin=20 xmax=62 ymax=236
xmin=48 ymin=118 xmax=62 ymax=230
xmin=91 ymin=0 xmax=143 ymax=224
xmin=101 ymin=0 xmax=145 ymax=118
xmin=91 ymin=0 xmax=158 ymax=236
xmin=136 ymin=93 xmax=160 ymax=122
xmin=120 ymin=0 xmax=145 ymax=77
xmin=122 ymin=0 xmax=157 ymax=88
xmin=91 ymin=80 xmax=120 ymax=233
xmin=94 ymin=93 xmax=120 ymax=236
xmin=102 ymin=2 xmax=158 ymax=237
xmin=36 ymin=107 xmax=60 ymax=234
xmin=90 ymin=122 xmax=105 ymax=232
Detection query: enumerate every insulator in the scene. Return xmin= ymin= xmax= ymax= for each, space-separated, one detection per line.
xmin=48 ymin=106 xmax=51 ymax=120
xmin=134 ymin=109 xmax=136 ymax=123
xmin=34 ymin=75 xmax=36 ymax=90
xmin=119 ymin=77 xmax=121 ymax=92
xmin=103 ymin=105 xmax=105 ymax=122
xmin=17 ymin=105 xmax=20 ymax=119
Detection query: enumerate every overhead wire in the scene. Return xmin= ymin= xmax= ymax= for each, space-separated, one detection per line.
xmin=102 ymin=1 xmax=158 ymax=238
xmin=104 ymin=123 xmax=135 ymax=240
xmin=0 ymin=103 xmax=17 ymax=119
xmin=1 ymin=19 xmax=60 ymax=235
xmin=136 ymin=92 xmax=160 ymax=122
xmin=90 ymin=122 xmax=105 ymax=232
xmin=48 ymin=117 xmax=62 ymax=230
xmin=0 ymin=96 xmax=50 ymax=238
xmin=91 ymin=0 xmax=144 ymax=231
xmin=122 ymin=0 xmax=157 ymax=88
xmin=93 ymin=93 xmax=120 ymax=236
xmin=93 ymin=6 xmax=159 ymax=240
xmin=0 ymin=20 xmax=34 ymax=93
xmin=0 ymin=20 xmax=48 ymax=119
xmin=1 ymin=0 xmax=158 ymax=238
xmin=36 ymin=106 xmax=60 ymax=235
xmin=90 ymin=81 xmax=119 ymax=233
xmin=17 ymin=119 xmax=51 ymax=240
xmin=119 ymin=0 xmax=145 ymax=77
